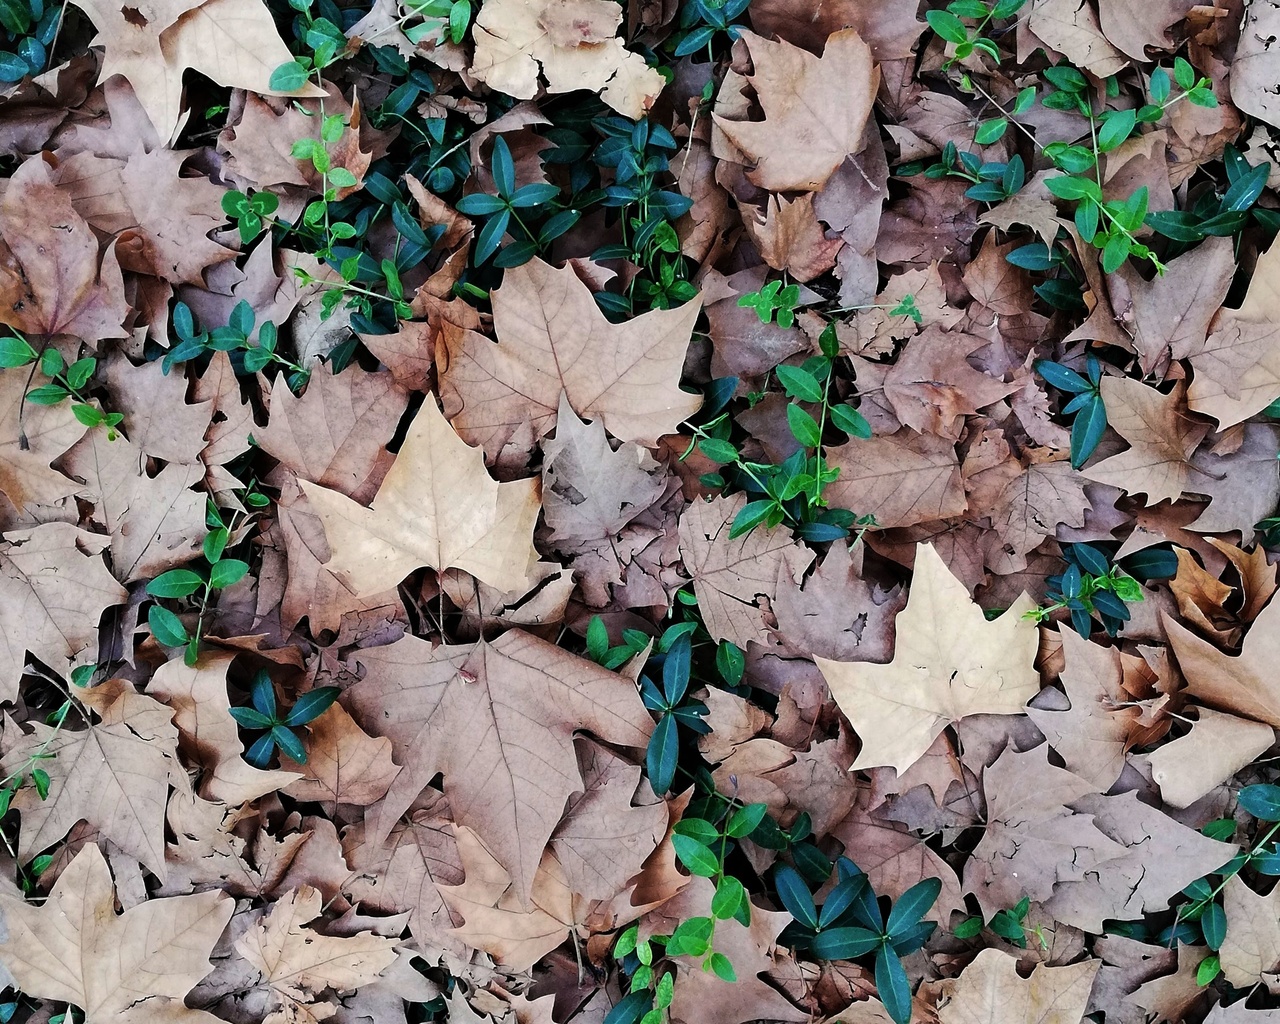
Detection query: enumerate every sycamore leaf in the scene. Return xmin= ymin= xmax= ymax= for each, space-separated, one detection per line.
xmin=1165 ymin=597 xmax=1280 ymax=728
xmin=72 ymin=0 xmax=325 ymax=140
xmin=816 ymin=543 xmax=1039 ymax=774
xmin=1219 ymin=875 xmax=1280 ymax=987
xmin=823 ymin=429 xmax=967 ymax=530
xmin=0 ymin=366 xmax=86 ymax=517
xmin=0 ymin=523 xmax=128 ymax=703
xmin=346 ymin=629 xmax=653 ymax=908
xmin=937 ymin=948 xmax=1099 ymax=1024
xmin=469 ymin=0 xmax=665 ymax=118
xmin=1 ymin=680 xmax=182 ymax=878
xmin=1147 ymin=708 xmax=1274 ymax=809
xmin=0 ymin=843 xmax=232 ymax=1024
xmin=280 ymin=703 xmax=399 ymax=807
xmin=299 ymin=398 xmax=541 ymax=597
xmin=234 ymin=885 xmax=399 ymax=1024
xmin=713 ymin=29 xmax=879 ymax=192
xmin=438 ymin=256 xmax=701 ymax=460
xmin=1232 ymin=0 xmax=1280 ymax=131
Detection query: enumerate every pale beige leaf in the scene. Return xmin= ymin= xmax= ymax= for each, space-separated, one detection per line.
xmin=300 ymin=399 xmax=540 ymax=596
xmin=280 ymin=703 xmax=398 ymax=806
xmin=823 ymin=429 xmax=967 ymax=529
xmin=0 ymin=367 xmax=85 ymax=515
xmin=1148 ymin=709 xmax=1274 ymax=809
xmin=817 ymin=543 xmax=1038 ymax=774
xmin=937 ymin=948 xmax=1099 ymax=1024
xmin=1232 ymin=0 xmax=1280 ymax=131
xmin=1165 ymin=598 xmax=1280 ymax=728
xmin=1220 ymin=875 xmax=1280 ymax=987
xmin=0 ymin=842 xmax=231 ymax=1023
xmin=1027 ymin=0 xmax=1128 ymax=77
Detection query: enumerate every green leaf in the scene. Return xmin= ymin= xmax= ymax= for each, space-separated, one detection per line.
xmin=208 ymin=558 xmax=249 ymax=590
xmin=0 ymin=335 xmax=37 ymax=368
xmin=586 ymin=616 xmax=608 ymax=663
xmin=974 ymin=118 xmax=1007 ymax=144
xmin=886 ymin=877 xmax=942 ymax=937
xmin=698 ymin=437 xmax=739 ymax=464
xmin=1196 ymin=954 xmax=1220 ymax=987
xmin=707 ymin=952 xmax=736 ymax=983
xmin=1187 ymin=86 xmax=1217 ymax=108
xmin=1150 ymin=66 xmax=1170 ymax=104
xmin=39 ymin=347 xmax=64 ymax=377
xmin=728 ymin=499 xmax=776 ymax=539
xmin=926 ymin=9 xmax=969 ymax=44
xmin=1045 ymin=175 xmax=1102 ymax=202
xmin=147 ymin=568 xmax=205 ymax=599
xmin=269 ymin=59 xmax=310 ymax=91
xmin=672 ymin=835 xmax=719 ymax=877
xmin=875 ymin=945 xmax=913 ymax=1024
xmin=203 ymin=527 xmax=229 ymax=565
xmin=653 ymin=972 xmax=673 ymax=1010
xmin=31 ymin=767 xmax=49 ymax=800
xmin=1202 ymin=901 xmax=1227 ymax=950
xmin=773 ymin=863 xmax=818 ymax=929
xmin=1239 ymin=784 xmax=1280 ymax=821
xmin=646 ymin=713 xmax=679 ymax=796
xmin=228 ymin=705 xmax=274 ymax=729
xmin=1173 ymin=56 xmax=1195 ymax=90
xmin=329 ymin=167 xmax=358 ymax=188
xmin=283 ymin=686 xmax=341 ymax=727
xmin=726 ymin=802 xmax=768 ymax=838
xmin=25 ymin=383 xmax=69 ymax=405
xmin=1101 ymin=231 xmax=1131 ymax=274
xmin=712 ymin=876 xmax=746 ymax=920
xmin=614 ymin=925 xmax=638 ymax=958
xmin=1013 ymin=85 xmax=1037 ymax=114
xmin=1070 ymin=393 xmax=1108 ymax=469
xmin=1096 ymin=108 xmax=1136 ymax=152
xmin=811 ymin=926 xmax=882 ymax=960
xmin=787 ymin=404 xmax=822 ymax=448
xmin=953 ymin=916 xmax=984 ymax=939
xmin=272 ymin=724 xmax=307 ymax=764
xmin=716 ymin=640 xmax=745 ymax=686
xmin=830 ymin=403 xmax=871 ymax=439
xmin=71 ymin=404 xmax=104 ymax=427
xmin=667 ymin=916 xmax=714 ymax=958
xmin=775 ymin=364 xmax=824 ymax=403
xmin=148 ymin=605 xmax=190 ymax=647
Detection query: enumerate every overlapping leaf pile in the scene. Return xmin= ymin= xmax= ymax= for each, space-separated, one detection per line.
xmin=4 ymin=0 xmax=1280 ymax=1023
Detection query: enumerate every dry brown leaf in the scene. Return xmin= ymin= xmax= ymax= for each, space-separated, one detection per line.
xmin=937 ymin=947 xmax=1099 ymax=1024
xmin=677 ymin=493 xmax=814 ymax=648
xmin=817 ymin=543 xmax=1038 ymax=774
xmin=1231 ymin=0 xmax=1280 ymax=131
xmin=299 ymin=398 xmax=541 ymax=597
xmin=1165 ymin=597 xmax=1280 ymax=728
xmin=1027 ymin=0 xmax=1128 ymax=77
xmin=823 ymin=429 xmax=966 ymax=530
xmin=438 ymin=257 xmax=701 ymax=460
xmin=0 ymin=842 xmax=232 ymax=1023
xmin=0 ymin=366 xmax=85 ymax=518
xmin=280 ymin=703 xmax=398 ymax=807
xmin=1220 ymin=875 xmax=1280 ymax=988
xmin=743 ymin=193 xmax=843 ymax=283
xmin=713 ymin=29 xmax=878 ymax=192
xmin=1083 ymin=378 xmax=1211 ymax=505
xmin=1147 ymin=708 xmax=1274 ymax=808
xmin=234 ymin=885 xmax=399 ymax=1024
xmin=346 ymin=629 xmax=653 ymax=906
xmin=468 ymin=0 xmax=665 ymax=118
xmin=1 ymin=680 xmax=182 ymax=877
xmin=0 ymin=523 xmax=127 ymax=701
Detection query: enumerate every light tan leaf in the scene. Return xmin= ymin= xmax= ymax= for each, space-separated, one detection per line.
xmin=1232 ymin=0 xmax=1280 ymax=131
xmin=1 ymin=680 xmax=180 ymax=877
xmin=104 ymin=355 xmax=213 ymax=465
xmin=438 ymin=257 xmax=701 ymax=460
xmin=148 ymin=653 xmax=299 ymax=805
xmin=469 ymin=0 xmax=665 ymax=118
xmin=1147 ymin=708 xmax=1274 ymax=809
xmin=0 ymin=366 xmax=85 ymax=516
xmin=712 ymin=29 xmax=878 ymax=192
xmin=0 ymin=523 xmax=127 ymax=702
xmin=234 ymin=885 xmax=399 ymax=1024
xmin=1083 ymin=378 xmax=1211 ymax=505
xmin=823 ymin=429 xmax=966 ymax=529
xmin=1220 ymin=875 xmax=1280 ymax=987
xmin=816 ymin=543 xmax=1038 ymax=774
xmin=280 ymin=703 xmax=398 ymax=807
xmin=0 ymin=842 xmax=232 ymax=1023
xmin=937 ymin=948 xmax=1099 ymax=1024
xmin=1165 ymin=598 xmax=1280 ymax=728
xmin=743 ymin=193 xmax=843 ymax=283
xmin=677 ymin=494 xmax=814 ymax=648
xmin=1027 ymin=0 xmax=1128 ymax=77
xmin=346 ymin=629 xmax=653 ymax=907
xmin=299 ymin=398 xmax=541 ymax=597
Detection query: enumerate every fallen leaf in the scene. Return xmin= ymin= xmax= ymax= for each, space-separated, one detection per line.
xmin=1027 ymin=0 xmax=1128 ymax=78
xmin=1219 ymin=875 xmax=1280 ymax=987
xmin=280 ymin=703 xmax=399 ymax=807
xmin=0 ymin=842 xmax=232 ymax=1023
xmin=1147 ymin=708 xmax=1274 ymax=808
xmin=0 ymin=366 xmax=85 ymax=517
xmin=937 ymin=947 xmax=1099 ymax=1024
xmin=1231 ymin=0 xmax=1280 ymax=131
xmin=1165 ymin=597 xmax=1280 ymax=728
xmin=817 ymin=543 xmax=1039 ymax=774
xmin=743 ymin=193 xmax=844 ymax=283
xmin=823 ymin=429 xmax=967 ymax=530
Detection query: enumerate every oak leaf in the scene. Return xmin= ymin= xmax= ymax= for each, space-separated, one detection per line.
xmin=0 ymin=842 xmax=232 ymax=1023
xmin=0 ymin=523 xmax=127 ymax=702
xmin=346 ymin=629 xmax=653 ymax=906
xmin=1083 ymin=378 xmax=1211 ymax=505
xmin=816 ymin=543 xmax=1039 ymax=774
xmin=1 ymin=679 xmax=183 ymax=877
xmin=299 ymin=398 xmax=541 ymax=597
xmin=438 ymin=257 xmax=701 ymax=460
xmin=234 ymin=885 xmax=399 ymax=1024
xmin=937 ymin=948 xmax=1099 ymax=1024
xmin=469 ymin=0 xmax=665 ymax=118
xmin=712 ymin=29 xmax=878 ymax=192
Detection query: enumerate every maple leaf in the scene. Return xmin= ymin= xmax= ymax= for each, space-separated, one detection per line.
xmin=712 ymin=29 xmax=878 ymax=192
xmin=438 ymin=257 xmax=701 ymax=460
xmin=346 ymin=629 xmax=653 ymax=906
xmin=0 ymin=366 xmax=85 ymax=516
xmin=936 ymin=948 xmax=1099 ymax=1024
xmin=299 ymin=398 xmax=541 ymax=597
xmin=1026 ymin=0 xmax=1127 ymax=77
xmin=0 ymin=155 xmax=129 ymax=344
xmin=823 ymin=429 xmax=967 ymax=530
xmin=234 ymin=885 xmax=399 ymax=1024
xmin=0 ymin=842 xmax=232 ymax=1023
xmin=0 ymin=523 xmax=128 ymax=702
xmin=1083 ymin=378 xmax=1211 ymax=505
xmin=73 ymin=0 xmax=325 ymax=140
xmin=279 ymin=703 xmax=399 ymax=807
xmin=743 ymin=193 xmax=844 ymax=283
xmin=1219 ymin=875 xmax=1280 ymax=987
xmin=816 ymin=543 xmax=1039 ymax=774
xmin=1231 ymin=0 xmax=1280 ymax=130
xmin=1146 ymin=708 xmax=1274 ymax=809
xmin=468 ymin=0 xmax=665 ymax=118
xmin=148 ymin=653 xmax=299 ymax=805
xmin=1 ymin=679 xmax=183 ymax=878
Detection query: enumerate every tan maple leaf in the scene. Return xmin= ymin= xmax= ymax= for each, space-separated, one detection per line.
xmin=1083 ymin=378 xmax=1212 ymax=505
xmin=1220 ymin=875 xmax=1280 ymax=987
xmin=299 ymin=398 xmax=541 ymax=597
xmin=823 ymin=429 xmax=967 ymax=530
xmin=438 ymin=257 xmax=701 ymax=461
xmin=936 ymin=948 xmax=1099 ymax=1024
xmin=742 ymin=193 xmax=844 ymax=283
xmin=0 ymin=366 xmax=85 ymax=516
xmin=712 ymin=29 xmax=879 ymax=192
xmin=816 ymin=543 xmax=1039 ymax=774
xmin=0 ymin=842 xmax=232 ymax=1023
xmin=0 ymin=155 xmax=129 ymax=344
xmin=346 ymin=629 xmax=653 ymax=907
xmin=1 ymin=679 xmax=183 ymax=878
xmin=279 ymin=703 xmax=399 ymax=807
xmin=234 ymin=885 xmax=399 ymax=1024
xmin=73 ymin=0 xmax=324 ymax=140
xmin=1165 ymin=597 xmax=1280 ymax=728
xmin=0 ymin=523 xmax=128 ymax=702
xmin=468 ymin=0 xmax=665 ymax=118
xmin=1147 ymin=708 xmax=1274 ymax=809
xmin=1231 ymin=0 xmax=1280 ymax=131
